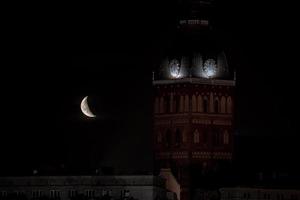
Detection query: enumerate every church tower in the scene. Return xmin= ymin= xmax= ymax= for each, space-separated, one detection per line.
xmin=153 ymin=1 xmax=235 ymax=199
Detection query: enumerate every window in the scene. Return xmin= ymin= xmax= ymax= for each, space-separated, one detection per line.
xmin=175 ymin=129 xmax=182 ymax=146
xmin=32 ymin=191 xmax=43 ymax=198
xmin=50 ymin=190 xmax=60 ymax=198
xmin=69 ymin=190 xmax=77 ymax=198
xmin=220 ymin=96 xmax=226 ymax=113
xmin=157 ymin=132 xmax=162 ymax=143
xmin=197 ymin=95 xmax=203 ymax=112
xmin=184 ymin=95 xmax=189 ymax=112
xmin=203 ymin=129 xmax=208 ymax=144
xmin=203 ymin=97 xmax=208 ymax=113
xmin=166 ymin=129 xmax=172 ymax=148
xmin=182 ymin=130 xmax=187 ymax=143
xmin=1 ymin=191 xmax=7 ymax=197
xmin=175 ymin=95 xmax=181 ymax=113
xmin=123 ymin=190 xmax=130 ymax=197
xmin=154 ymin=97 xmax=159 ymax=113
xmin=170 ymin=93 xmax=174 ymax=113
xmin=102 ymin=189 xmax=108 ymax=196
xmin=85 ymin=190 xmax=95 ymax=198
xmin=213 ymin=130 xmax=218 ymax=146
xmin=264 ymin=193 xmax=271 ymax=199
xmin=214 ymin=99 xmax=219 ymax=113
xmin=192 ymin=95 xmax=197 ymax=112
xmin=224 ymin=130 xmax=229 ymax=144
xmin=165 ymin=95 xmax=170 ymax=113
xmin=226 ymin=96 xmax=232 ymax=114
xmin=14 ymin=191 xmax=25 ymax=197
xmin=213 ymin=129 xmax=222 ymax=146
xmin=193 ymin=129 xmax=200 ymax=144
xmin=180 ymin=95 xmax=184 ymax=112
xmin=244 ymin=192 xmax=250 ymax=199
xmin=159 ymin=96 xmax=164 ymax=113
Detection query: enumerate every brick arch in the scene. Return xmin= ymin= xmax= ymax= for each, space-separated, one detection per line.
xmin=203 ymin=96 xmax=208 ymax=113
xmin=214 ymin=97 xmax=219 ymax=113
xmin=154 ymin=97 xmax=159 ymax=114
xmin=175 ymin=128 xmax=182 ymax=146
xmin=193 ymin=129 xmax=200 ymax=144
xmin=192 ymin=95 xmax=197 ymax=112
xmin=224 ymin=130 xmax=229 ymax=144
xmin=226 ymin=96 xmax=232 ymax=114
xmin=197 ymin=95 xmax=203 ymax=112
xmin=159 ymin=96 xmax=164 ymax=113
xmin=220 ymin=96 xmax=226 ymax=113
xmin=184 ymin=94 xmax=189 ymax=112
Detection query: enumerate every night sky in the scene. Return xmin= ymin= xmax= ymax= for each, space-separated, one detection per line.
xmin=2 ymin=0 xmax=300 ymax=179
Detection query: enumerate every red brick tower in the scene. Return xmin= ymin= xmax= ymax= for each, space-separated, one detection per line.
xmin=153 ymin=3 xmax=235 ymax=198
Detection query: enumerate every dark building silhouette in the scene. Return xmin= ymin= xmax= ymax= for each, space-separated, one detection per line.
xmin=0 ymin=174 xmax=178 ymax=200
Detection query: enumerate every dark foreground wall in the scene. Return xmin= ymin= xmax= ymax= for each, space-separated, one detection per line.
xmin=0 ymin=175 xmax=177 ymax=200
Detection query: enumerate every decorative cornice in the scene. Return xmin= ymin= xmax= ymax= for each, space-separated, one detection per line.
xmin=156 ymin=152 xmax=232 ymax=160
xmin=153 ymin=78 xmax=235 ymax=86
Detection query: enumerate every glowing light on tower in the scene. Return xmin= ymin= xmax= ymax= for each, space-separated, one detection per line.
xmin=169 ymin=59 xmax=182 ymax=78
xmin=203 ymin=58 xmax=217 ymax=78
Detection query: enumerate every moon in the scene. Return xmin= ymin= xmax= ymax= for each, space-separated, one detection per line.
xmin=80 ymin=96 xmax=96 ymax=118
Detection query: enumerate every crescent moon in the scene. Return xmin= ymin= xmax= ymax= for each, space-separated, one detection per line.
xmin=80 ymin=96 xmax=96 ymax=118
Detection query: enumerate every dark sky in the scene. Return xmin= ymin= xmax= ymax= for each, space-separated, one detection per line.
xmin=2 ymin=0 xmax=300 ymax=176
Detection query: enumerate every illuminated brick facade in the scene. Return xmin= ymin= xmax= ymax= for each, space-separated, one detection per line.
xmin=153 ymin=78 xmax=235 ymax=200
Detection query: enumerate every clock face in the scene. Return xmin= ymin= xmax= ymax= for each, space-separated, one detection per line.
xmin=203 ymin=59 xmax=217 ymax=78
xmin=169 ymin=59 xmax=181 ymax=78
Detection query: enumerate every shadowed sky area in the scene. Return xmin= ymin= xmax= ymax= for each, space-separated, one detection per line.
xmin=2 ymin=0 xmax=300 ymax=176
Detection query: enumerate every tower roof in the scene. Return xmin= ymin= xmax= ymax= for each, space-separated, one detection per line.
xmin=155 ymin=0 xmax=234 ymax=81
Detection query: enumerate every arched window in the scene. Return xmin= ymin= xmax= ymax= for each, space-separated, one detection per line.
xmin=165 ymin=95 xmax=170 ymax=113
xmin=180 ymin=95 xmax=184 ymax=112
xmin=220 ymin=96 xmax=226 ymax=113
xmin=227 ymin=96 xmax=232 ymax=114
xmin=165 ymin=129 xmax=172 ymax=148
xmin=193 ymin=129 xmax=200 ymax=144
xmin=197 ymin=95 xmax=203 ymax=112
xmin=213 ymin=129 xmax=222 ymax=146
xmin=218 ymin=131 xmax=223 ymax=146
xmin=175 ymin=129 xmax=182 ymax=146
xmin=175 ymin=95 xmax=181 ymax=113
xmin=213 ymin=130 xmax=217 ymax=146
xmin=170 ymin=93 xmax=174 ymax=113
xmin=224 ymin=130 xmax=229 ymax=144
xmin=192 ymin=95 xmax=197 ymax=112
xmin=184 ymin=95 xmax=189 ymax=112
xmin=214 ymin=98 xmax=219 ymax=113
xmin=174 ymin=95 xmax=178 ymax=113
xmin=203 ymin=97 xmax=208 ymax=113
xmin=203 ymin=129 xmax=208 ymax=144
xmin=157 ymin=132 xmax=162 ymax=143
xmin=154 ymin=97 xmax=159 ymax=113
xmin=182 ymin=129 xmax=187 ymax=143
xmin=159 ymin=96 xmax=164 ymax=113
xmin=209 ymin=92 xmax=213 ymax=113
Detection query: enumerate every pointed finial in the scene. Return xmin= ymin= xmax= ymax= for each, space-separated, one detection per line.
xmin=234 ymin=70 xmax=236 ymax=81
xmin=152 ymin=71 xmax=155 ymax=81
